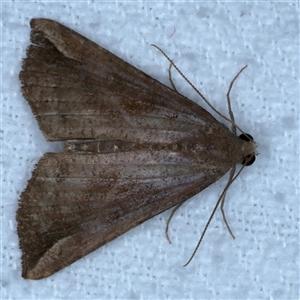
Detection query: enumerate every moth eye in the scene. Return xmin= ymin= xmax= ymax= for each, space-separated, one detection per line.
xmin=242 ymin=154 xmax=256 ymax=166
xmin=239 ymin=133 xmax=253 ymax=142
xmin=239 ymin=133 xmax=255 ymax=166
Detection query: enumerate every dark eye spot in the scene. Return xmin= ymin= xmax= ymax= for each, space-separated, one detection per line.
xmin=239 ymin=133 xmax=255 ymax=166
xmin=239 ymin=133 xmax=253 ymax=142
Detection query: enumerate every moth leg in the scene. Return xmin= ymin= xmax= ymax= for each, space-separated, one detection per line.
xmin=168 ymin=63 xmax=178 ymax=93
xmin=226 ymin=65 xmax=248 ymax=135
xmin=165 ymin=202 xmax=184 ymax=243
xmin=183 ymin=166 xmax=239 ymax=267
xmin=220 ymin=166 xmax=236 ymax=239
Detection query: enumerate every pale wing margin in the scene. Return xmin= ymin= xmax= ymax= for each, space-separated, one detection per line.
xmin=17 ymin=147 xmax=226 ymax=279
xmin=19 ymin=18 xmax=222 ymax=143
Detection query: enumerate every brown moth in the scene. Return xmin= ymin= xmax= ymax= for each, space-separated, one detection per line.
xmin=17 ymin=18 xmax=257 ymax=279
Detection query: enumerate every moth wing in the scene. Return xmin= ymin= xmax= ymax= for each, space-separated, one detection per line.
xmin=19 ymin=18 xmax=222 ymax=143
xmin=17 ymin=149 xmax=224 ymax=279
xmin=17 ymin=19 xmax=243 ymax=280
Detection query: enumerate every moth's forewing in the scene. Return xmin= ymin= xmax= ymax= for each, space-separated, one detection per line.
xmin=20 ymin=19 xmax=225 ymax=143
xmin=17 ymin=19 xmax=249 ymax=279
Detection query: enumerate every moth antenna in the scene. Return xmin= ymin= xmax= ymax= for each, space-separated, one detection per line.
xmin=154 ymin=45 xmax=252 ymax=264
xmin=167 ymin=62 xmax=236 ymax=241
xmin=167 ymin=60 xmax=243 ymax=238
xmin=151 ymin=44 xmax=246 ymax=134
xmin=168 ymin=62 xmax=178 ymax=92
xmin=165 ymin=202 xmax=184 ymax=244
xmin=226 ymin=65 xmax=248 ymax=135
xmin=183 ymin=165 xmax=246 ymax=267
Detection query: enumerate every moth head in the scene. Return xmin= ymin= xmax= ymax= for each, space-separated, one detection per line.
xmin=239 ymin=133 xmax=257 ymax=166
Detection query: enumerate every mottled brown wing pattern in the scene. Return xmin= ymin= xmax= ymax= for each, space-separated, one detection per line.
xmin=18 ymin=147 xmax=226 ymax=279
xmin=17 ymin=19 xmax=251 ymax=279
xmin=19 ymin=18 xmax=225 ymax=143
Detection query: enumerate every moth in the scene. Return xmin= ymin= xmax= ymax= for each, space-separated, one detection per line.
xmin=17 ymin=18 xmax=257 ymax=279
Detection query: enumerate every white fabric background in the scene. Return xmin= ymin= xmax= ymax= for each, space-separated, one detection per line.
xmin=1 ymin=1 xmax=299 ymax=299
